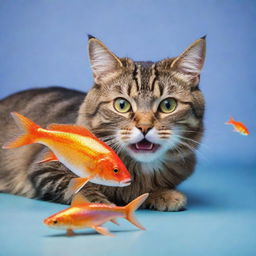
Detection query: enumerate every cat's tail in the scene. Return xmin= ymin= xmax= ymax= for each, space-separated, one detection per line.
xmin=2 ymin=112 xmax=41 ymax=149
xmin=124 ymin=193 xmax=149 ymax=230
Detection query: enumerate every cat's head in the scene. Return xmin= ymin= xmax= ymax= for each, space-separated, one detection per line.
xmin=78 ymin=36 xmax=206 ymax=167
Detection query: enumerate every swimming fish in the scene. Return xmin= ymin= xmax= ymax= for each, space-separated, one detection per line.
xmin=44 ymin=193 xmax=149 ymax=236
xmin=225 ymin=117 xmax=249 ymax=136
xmin=2 ymin=112 xmax=131 ymax=194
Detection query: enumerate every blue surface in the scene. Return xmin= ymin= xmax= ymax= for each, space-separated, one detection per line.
xmin=1 ymin=164 xmax=256 ymax=256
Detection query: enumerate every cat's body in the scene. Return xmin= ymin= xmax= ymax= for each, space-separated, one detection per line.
xmin=0 ymin=36 xmax=206 ymax=211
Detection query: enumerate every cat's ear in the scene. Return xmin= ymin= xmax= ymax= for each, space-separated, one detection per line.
xmin=88 ymin=35 xmax=123 ymax=84
xmin=171 ymin=36 xmax=206 ymax=78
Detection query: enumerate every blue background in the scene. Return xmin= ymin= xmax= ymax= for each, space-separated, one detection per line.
xmin=0 ymin=1 xmax=256 ymax=256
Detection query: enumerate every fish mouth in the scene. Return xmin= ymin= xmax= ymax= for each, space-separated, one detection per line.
xmin=43 ymin=218 xmax=51 ymax=226
xmin=120 ymin=178 xmax=131 ymax=186
xmin=128 ymin=139 xmax=160 ymax=153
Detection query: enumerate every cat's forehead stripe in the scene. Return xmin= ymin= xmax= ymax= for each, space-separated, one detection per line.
xmin=150 ymin=64 xmax=164 ymax=97
xmin=149 ymin=64 xmax=156 ymax=91
xmin=127 ymin=62 xmax=166 ymax=101
xmin=130 ymin=63 xmax=142 ymax=91
xmin=128 ymin=64 xmax=139 ymax=97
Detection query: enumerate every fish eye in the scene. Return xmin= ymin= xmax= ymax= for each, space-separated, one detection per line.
xmin=113 ymin=168 xmax=119 ymax=173
xmin=53 ymin=220 xmax=58 ymax=224
xmin=159 ymin=98 xmax=177 ymax=113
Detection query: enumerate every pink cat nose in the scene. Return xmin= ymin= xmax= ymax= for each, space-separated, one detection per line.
xmin=137 ymin=124 xmax=152 ymax=135
xmin=134 ymin=112 xmax=154 ymax=135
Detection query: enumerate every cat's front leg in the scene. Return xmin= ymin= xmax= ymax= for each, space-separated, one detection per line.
xmin=144 ymin=189 xmax=187 ymax=211
xmin=28 ymin=161 xmax=112 ymax=205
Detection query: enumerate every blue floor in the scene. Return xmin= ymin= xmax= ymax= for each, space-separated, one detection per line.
xmin=1 ymin=164 xmax=256 ymax=256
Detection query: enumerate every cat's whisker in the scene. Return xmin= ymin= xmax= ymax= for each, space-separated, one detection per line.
xmin=102 ymin=137 xmax=118 ymax=145
xmin=175 ymin=135 xmax=201 ymax=145
xmin=112 ymin=143 xmax=124 ymax=154
xmin=175 ymin=127 xmax=203 ymax=133
xmin=120 ymin=136 xmax=131 ymax=142
xmin=105 ymin=138 xmax=126 ymax=155
xmin=178 ymin=141 xmax=198 ymax=154
xmin=178 ymin=140 xmax=207 ymax=160
xmin=175 ymin=134 xmax=209 ymax=150
xmin=172 ymin=145 xmax=186 ymax=163
xmin=100 ymin=135 xmax=117 ymax=141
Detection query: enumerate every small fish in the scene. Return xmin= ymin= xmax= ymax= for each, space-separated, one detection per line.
xmin=44 ymin=193 xmax=149 ymax=236
xmin=2 ymin=112 xmax=131 ymax=194
xmin=225 ymin=117 xmax=249 ymax=136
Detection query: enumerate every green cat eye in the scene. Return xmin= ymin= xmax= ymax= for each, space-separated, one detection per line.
xmin=114 ymin=98 xmax=131 ymax=113
xmin=159 ymin=98 xmax=177 ymax=113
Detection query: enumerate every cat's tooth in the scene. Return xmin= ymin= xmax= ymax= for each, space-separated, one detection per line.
xmin=149 ymin=143 xmax=153 ymax=150
xmin=135 ymin=144 xmax=139 ymax=150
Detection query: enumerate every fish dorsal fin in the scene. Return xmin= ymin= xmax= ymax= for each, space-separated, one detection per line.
xmin=47 ymin=123 xmax=96 ymax=138
xmin=37 ymin=150 xmax=59 ymax=164
xmin=71 ymin=192 xmax=90 ymax=207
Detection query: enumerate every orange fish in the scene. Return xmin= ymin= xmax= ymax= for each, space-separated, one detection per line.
xmin=2 ymin=112 xmax=131 ymax=194
xmin=225 ymin=117 xmax=249 ymax=136
xmin=44 ymin=193 xmax=149 ymax=236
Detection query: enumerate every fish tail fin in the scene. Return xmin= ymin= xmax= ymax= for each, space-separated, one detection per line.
xmin=2 ymin=112 xmax=41 ymax=149
xmin=225 ymin=116 xmax=234 ymax=125
xmin=125 ymin=193 xmax=149 ymax=230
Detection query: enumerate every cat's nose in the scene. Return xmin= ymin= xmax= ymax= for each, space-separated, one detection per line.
xmin=134 ymin=112 xmax=154 ymax=136
xmin=137 ymin=124 xmax=153 ymax=135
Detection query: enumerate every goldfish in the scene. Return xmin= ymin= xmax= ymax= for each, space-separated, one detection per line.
xmin=44 ymin=193 xmax=149 ymax=236
xmin=2 ymin=112 xmax=131 ymax=194
xmin=225 ymin=117 xmax=249 ymax=136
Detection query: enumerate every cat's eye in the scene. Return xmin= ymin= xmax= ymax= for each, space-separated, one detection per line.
xmin=114 ymin=98 xmax=131 ymax=113
xmin=159 ymin=98 xmax=177 ymax=113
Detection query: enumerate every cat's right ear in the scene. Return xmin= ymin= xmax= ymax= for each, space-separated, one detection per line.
xmin=88 ymin=36 xmax=123 ymax=84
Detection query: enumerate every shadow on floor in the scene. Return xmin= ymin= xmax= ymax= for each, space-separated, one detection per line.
xmin=45 ymin=229 xmax=139 ymax=237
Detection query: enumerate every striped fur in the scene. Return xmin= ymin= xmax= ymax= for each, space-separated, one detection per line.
xmin=0 ymin=37 xmax=206 ymax=211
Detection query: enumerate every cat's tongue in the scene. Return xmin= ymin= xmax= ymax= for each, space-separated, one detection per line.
xmin=135 ymin=139 xmax=153 ymax=150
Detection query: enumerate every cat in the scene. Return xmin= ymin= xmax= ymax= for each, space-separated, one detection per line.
xmin=0 ymin=35 xmax=206 ymax=211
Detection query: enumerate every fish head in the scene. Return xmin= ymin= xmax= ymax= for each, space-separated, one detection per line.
xmin=95 ymin=155 xmax=132 ymax=187
xmin=43 ymin=214 xmax=69 ymax=229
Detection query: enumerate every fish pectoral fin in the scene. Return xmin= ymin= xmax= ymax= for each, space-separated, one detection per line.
xmin=71 ymin=192 xmax=90 ymax=207
xmin=92 ymin=226 xmax=114 ymax=237
xmin=68 ymin=176 xmax=94 ymax=197
xmin=66 ymin=229 xmax=75 ymax=236
xmin=36 ymin=151 xmax=59 ymax=164
xmin=110 ymin=219 xmax=119 ymax=225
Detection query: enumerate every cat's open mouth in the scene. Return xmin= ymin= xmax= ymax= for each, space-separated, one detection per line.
xmin=129 ymin=139 xmax=160 ymax=153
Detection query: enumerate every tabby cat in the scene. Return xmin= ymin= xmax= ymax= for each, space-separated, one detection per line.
xmin=0 ymin=35 xmax=206 ymax=211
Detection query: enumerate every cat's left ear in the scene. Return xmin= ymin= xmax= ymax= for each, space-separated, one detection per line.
xmin=171 ymin=36 xmax=206 ymax=79
xmin=88 ymin=35 xmax=123 ymax=84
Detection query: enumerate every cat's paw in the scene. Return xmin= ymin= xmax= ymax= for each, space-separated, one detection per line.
xmin=147 ymin=189 xmax=187 ymax=211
